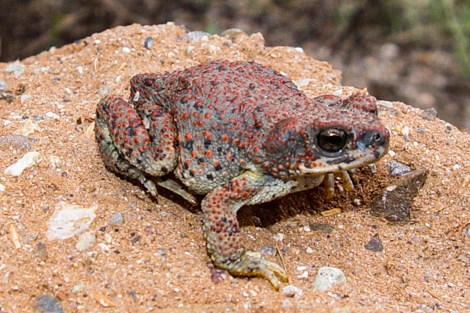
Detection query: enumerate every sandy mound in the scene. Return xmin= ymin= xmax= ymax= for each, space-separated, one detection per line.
xmin=0 ymin=23 xmax=468 ymax=312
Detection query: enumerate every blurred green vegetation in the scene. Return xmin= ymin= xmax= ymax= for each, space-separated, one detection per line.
xmin=427 ymin=0 xmax=470 ymax=76
xmin=334 ymin=0 xmax=470 ymax=76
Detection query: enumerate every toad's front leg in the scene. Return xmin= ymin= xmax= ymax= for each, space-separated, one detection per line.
xmin=202 ymin=171 xmax=302 ymax=290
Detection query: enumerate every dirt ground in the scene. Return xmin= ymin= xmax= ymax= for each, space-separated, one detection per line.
xmin=0 ymin=23 xmax=468 ymax=312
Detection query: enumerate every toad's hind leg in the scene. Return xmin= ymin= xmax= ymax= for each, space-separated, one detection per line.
xmin=95 ymin=96 xmax=177 ymax=197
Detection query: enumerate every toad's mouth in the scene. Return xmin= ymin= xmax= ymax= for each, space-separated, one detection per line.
xmin=297 ymin=145 xmax=388 ymax=175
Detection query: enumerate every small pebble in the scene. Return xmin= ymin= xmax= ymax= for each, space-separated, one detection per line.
xmin=131 ymin=235 xmax=141 ymax=245
xmin=282 ymin=285 xmax=303 ymax=298
xmin=397 ymin=125 xmax=410 ymax=140
xmin=128 ymin=290 xmax=137 ymax=301
xmin=144 ymin=37 xmax=154 ymax=49
xmin=313 ymin=267 xmax=347 ymax=292
xmin=34 ymin=242 xmax=48 ymax=261
xmin=456 ymin=254 xmax=469 ymax=265
xmin=1 ymin=89 xmax=13 ymax=104
xmin=371 ymin=168 xmax=428 ymax=222
xmin=305 ymin=247 xmax=314 ymax=254
xmin=273 ymin=233 xmax=284 ymax=242
xmin=388 ymin=160 xmax=411 ymax=176
xmin=445 ymin=124 xmax=453 ymax=134
xmin=45 ymin=112 xmax=60 ymax=119
xmin=421 ymin=107 xmax=437 ymax=121
xmin=210 ymin=268 xmax=228 ymax=283
xmin=20 ymin=94 xmax=32 ymax=103
xmin=282 ymin=299 xmax=291 ymax=308
xmin=122 ymin=47 xmax=131 ymax=53
xmin=180 ymin=31 xmax=211 ymax=42
xmin=297 ymin=271 xmax=309 ymax=279
xmin=108 ymin=212 xmax=124 ymax=226
xmin=0 ymin=183 xmax=4 ymax=192
xmin=220 ymin=28 xmax=247 ymax=38
xmin=25 ymin=233 xmax=38 ymax=245
xmin=5 ymin=60 xmax=26 ymax=77
xmin=14 ymin=119 xmax=40 ymax=136
xmin=309 ymin=223 xmax=334 ymax=234
xmin=377 ymin=100 xmax=395 ymax=110
xmin=0 ymin=80 xmax=6 ymax=91
xmin=352 ymin=198 xmax=361 ymax=206
xmin=71 ymin=282 xmax=85 ymax=293
xmin=297 ymin=265 xmax=308 ymax=271
xmin=47 ymin=202 xmax=97 ymax=240
xmin=260 ymin=245 xmax=276 ymax=255
xmin=35 ymin=295 xmax=64 ymax=313
xmin=332 ymin=88 xmax=343 ymax=96
xmin=364 ymin=234 xmax=384 ymax=252
xmin=422 ymin=304 xmax=438 ymax=313
xmin=104 ymin=233 xmax=112 ymax=243
xmin=4 ymin=151 xmax=41 ymax=176
xmin=206 ymin=44 xmax=221 ymax=54
xmin=293 ymin=78 xmax=316 ymax=89
xmin=49 ymin=155 xmax=61 ymax=168
xmin=98 ymin=243 xmax=110 ymax=252
xmin=76 ymin=231 xmax=96 ymax=251
xmin=99 ymin=87 xmax=110 ymax=95
xmin=331 ymin=292 xmax=347 ymax=299
xmin=143 ymin=226 xmax=155 ymax=235
xmin=155 ymin=248 xmax=167 ymax=256
xmin=185 ymin=46 xmax=195 ymax=56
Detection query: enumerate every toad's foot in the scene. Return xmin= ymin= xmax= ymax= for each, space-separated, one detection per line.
xmin=323 ymin=171 xmax=355 ymax=200
xmin=156 ymin=178 xmax=198 ymax=205
xmin=227 ymin=250 xmax=287 ymax=290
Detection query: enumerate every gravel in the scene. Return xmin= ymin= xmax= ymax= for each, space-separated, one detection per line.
xmin=313 ymin=267 xmax=347 ymax=292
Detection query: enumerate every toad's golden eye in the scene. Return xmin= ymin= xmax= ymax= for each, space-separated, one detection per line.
xmin=317 ymin=128 xmax=348 ymax=153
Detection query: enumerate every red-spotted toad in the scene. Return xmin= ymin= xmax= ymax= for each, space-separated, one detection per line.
xmin=95 ymin=60 xmax=389 ymax=289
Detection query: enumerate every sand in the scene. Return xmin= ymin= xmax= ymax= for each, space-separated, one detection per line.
xmin=0 ymin=23 xmax=468 ymax=312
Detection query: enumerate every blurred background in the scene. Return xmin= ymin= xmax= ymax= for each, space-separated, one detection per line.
xmin=1 ymin=0 xmax=469 ymax=131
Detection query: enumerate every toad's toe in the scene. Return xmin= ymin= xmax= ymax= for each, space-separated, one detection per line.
xmin=227 ymin=251 xmax=288 ymax=290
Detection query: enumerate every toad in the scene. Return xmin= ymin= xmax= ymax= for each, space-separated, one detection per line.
xmin=95 ymin=60 xmax=389 ymax=289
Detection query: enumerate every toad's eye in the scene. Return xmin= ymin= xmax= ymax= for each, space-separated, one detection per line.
xmin=317 ymin=128 xmax=348 ymax=153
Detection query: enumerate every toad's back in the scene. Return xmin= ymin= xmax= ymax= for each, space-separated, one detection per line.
xmin=157 ymin=61 xmax=309 ymax=193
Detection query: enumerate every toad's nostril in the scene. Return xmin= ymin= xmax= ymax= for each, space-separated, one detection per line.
xmin=365 ymin=131 xmax=385 ymax=146
xmin=373 ymin=132 xmax=382 ymax=143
